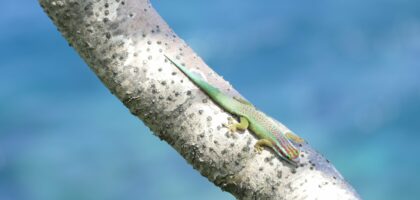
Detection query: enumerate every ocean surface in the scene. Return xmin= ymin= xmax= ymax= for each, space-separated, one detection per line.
xmin=1 ymin=0 xmax=419 ymax=199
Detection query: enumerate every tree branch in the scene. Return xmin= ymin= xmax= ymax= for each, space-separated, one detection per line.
xmin=38 ymin=0 xmax=361 ymax=199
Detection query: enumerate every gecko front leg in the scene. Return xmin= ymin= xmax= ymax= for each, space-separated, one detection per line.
xmin=254 ymin=139 xmax=273 ymax=154
xmin=285 ymin=131 xmax=305 ymax=144
xmin=223 ymin=116 xmax=249 ymax=133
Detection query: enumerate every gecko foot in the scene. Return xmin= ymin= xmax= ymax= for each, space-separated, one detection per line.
xmin=223 ymin=117 xmax=237 ymax=133
xmin=223 ymin=116 xmax=249 ymax=134
xmin=285 ymin=131 xmax=305 ymax=144
xmin=254 ymin=139 xmax=273 ymax=154
xmin=254 ymin=144 xmax=264 ymax=154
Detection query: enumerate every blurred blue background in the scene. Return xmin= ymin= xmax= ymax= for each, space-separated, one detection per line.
xmin=1 ymin=0 xmax=419 ymax=199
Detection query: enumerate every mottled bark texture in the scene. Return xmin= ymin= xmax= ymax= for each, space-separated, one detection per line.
xmin=38 ymin=0 xmax=361 ymax=199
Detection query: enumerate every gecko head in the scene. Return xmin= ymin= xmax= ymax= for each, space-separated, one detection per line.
xmin=274 ymin=137 xmax=300 ymax=164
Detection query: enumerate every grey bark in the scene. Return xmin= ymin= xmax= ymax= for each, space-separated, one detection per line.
xmin=38 ymin=0 xmax=361 ymax=199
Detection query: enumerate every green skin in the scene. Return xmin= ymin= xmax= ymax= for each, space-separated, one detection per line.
xmin=165 ymin=55 xmax=304 ymax=164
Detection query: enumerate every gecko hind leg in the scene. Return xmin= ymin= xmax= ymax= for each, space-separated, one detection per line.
xmin=254 ymin=139 xmax=273 ymax=154
xmin=223 ymin=116 xmax=249 ymax=133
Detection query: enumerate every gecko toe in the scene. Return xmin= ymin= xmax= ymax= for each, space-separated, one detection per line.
xmin=254 ymin=145 xmax=263 ymax=154
xmin=223 ymin=124 xmax=236 ymax=133
xmin=223 ymin=118 xmax=238 ymax=133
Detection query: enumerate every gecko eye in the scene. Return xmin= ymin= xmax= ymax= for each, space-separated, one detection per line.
xmin=283 ymin=142 xmax=300 ymax=160
xmin=289 ymin=148 xmax=300 ymax=160
xmin=273 ymin=136 xmax=300 ymax=164
xmin=289 ymin=155 xmax=300 ymax=163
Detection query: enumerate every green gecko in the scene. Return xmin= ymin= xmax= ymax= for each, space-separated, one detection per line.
xmin=164 ymin=55 xmax=304 ymax=165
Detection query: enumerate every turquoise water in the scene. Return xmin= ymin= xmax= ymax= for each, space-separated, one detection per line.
xmin=1 ymin=1 xmax=419 ymax=199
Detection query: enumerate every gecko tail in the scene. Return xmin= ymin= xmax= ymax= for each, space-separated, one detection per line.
xmin=165 ymin=55 xmax=223 ymax=100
